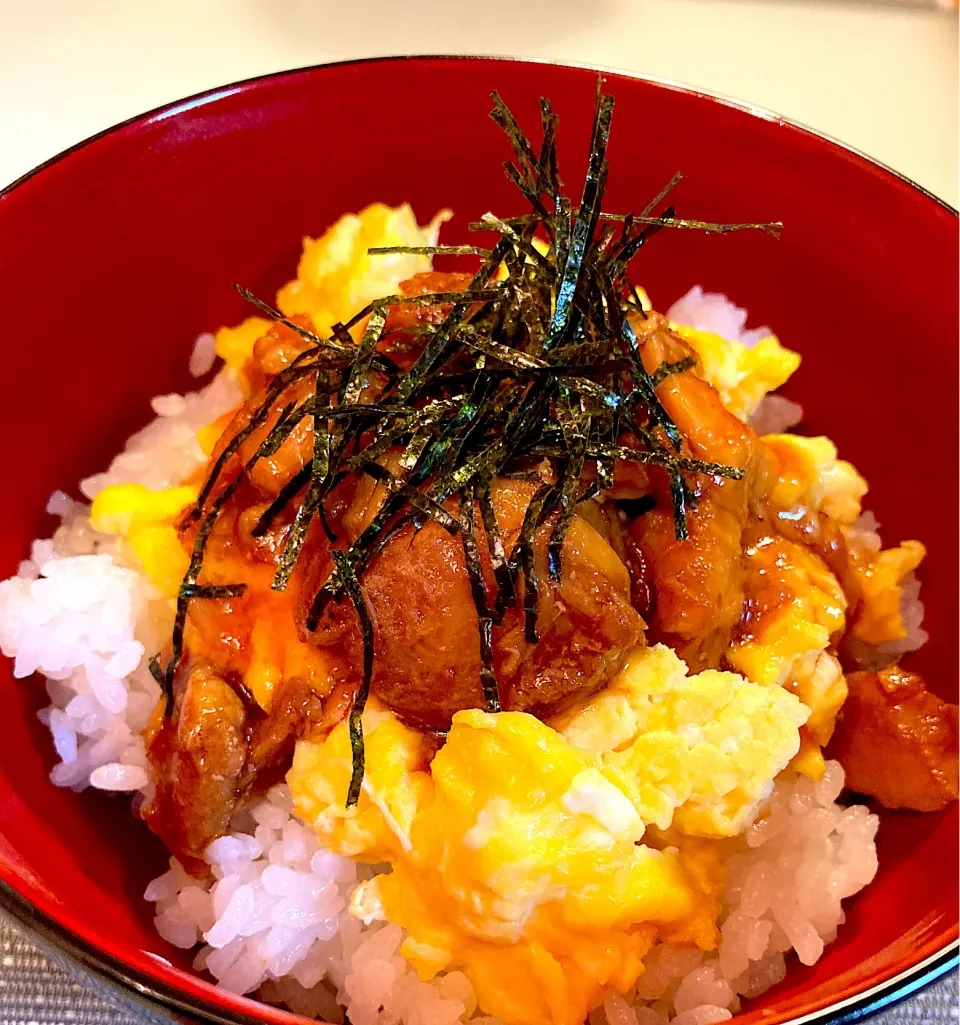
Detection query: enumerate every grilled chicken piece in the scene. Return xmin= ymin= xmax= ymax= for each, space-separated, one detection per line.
xmin=302 ymin=475 xmax=644 ymax=732
xmin=205 ymin=272 xmax=477 ymax=507
xmin=144 ymin=664 xmax=248 ymax=871
xmin=379 ymin=271 xmax=476 ymax=369
xmin=828 ymin=667 xmax=959 ymax=812
xmin=623 ymin=314 xmax=756 ymax=671
xmin=242 ymin=673 xmax=327 ymax=791
xmin=144 ymin=665 xmax=328 ymax=870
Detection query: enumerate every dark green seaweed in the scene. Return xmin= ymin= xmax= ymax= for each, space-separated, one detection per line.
xmin=650 ymin=356 xmax=697 ymax=388
xmin=331 ymin=549 xmax=374 ymax=807
xmin=368 ymin=245 xmax=491 ymax=257
xmin=459 ymin=481 xmax=501 ymax=712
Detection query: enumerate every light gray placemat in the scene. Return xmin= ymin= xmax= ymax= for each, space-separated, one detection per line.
xmin=1 ymin=918 xmax=139 ymax=1025
xmin=0 ymin=917 xmax=956 ymax=1025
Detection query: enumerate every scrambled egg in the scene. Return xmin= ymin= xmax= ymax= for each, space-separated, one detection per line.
xmin=211 ymin=202 xmax=448 ymax=380
xmin=557 ymin=645 xmax=809 ymax=838
xmin=214 ymin=317 xmax=273 ymax=377
xmin=277 ymin=202 xmax=449 ymax=336
xmin=671 ymin=323 xmax=800 ymax=421
xmin=289 ymin=704 xmax=431 ymax=863
xmin=289 ymin=646 xmax=810 ymax=1025
xmin=762 ymin=434 xmax=867 ymax=525
xmin=851 ymin=539 xmax=926 ymax=646
xmin=727 ymin=535 xmax=846 ymax=690
xmin=90 ymin=483 xmax=196 ymax=597
xmin=783 ymin=650 xmax=848 ymax=769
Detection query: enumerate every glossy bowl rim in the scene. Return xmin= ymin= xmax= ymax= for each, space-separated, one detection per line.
xmin=0 ymin=51 xmax=956 ymax=1025
xmin=2 ymin=54 xmax=958 ymax=215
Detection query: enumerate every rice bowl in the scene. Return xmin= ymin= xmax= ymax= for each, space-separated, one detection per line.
xmin=0 ymin=57 xmax=956 ymax=1025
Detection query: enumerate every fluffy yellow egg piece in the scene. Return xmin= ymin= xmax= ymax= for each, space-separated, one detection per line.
xmin=558 ymin=644 xmax=810 ymax=838
xmin=727 ymin=536 xmax=846 ymax=688
xmin=290 ymin=702 xmax=432 ymax=862
xmin=290 ymin=703 xmax=724 ymax=1025
xmin=851 ymin=539 xmax=926 ymax=646
xmin=206 ymin=203 xmax=447 ymax=389
xmin=672 ymin=324 xmax=800 ymax=420
xmin=90 ymin=483 xmax=196 ymax=597
xmin=213 ymin=316 xmax=272 ymax=376
xmin=276 ymin=202 xmax=449 ymax=336
xmin=761 ymin=434 xmax=868 ymax=525
xmin=783 ymin=471 xmax=930 ymax=652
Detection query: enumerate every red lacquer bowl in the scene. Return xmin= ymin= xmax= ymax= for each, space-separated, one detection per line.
xmin=0 ymin=56 xmax=956 ymax=1025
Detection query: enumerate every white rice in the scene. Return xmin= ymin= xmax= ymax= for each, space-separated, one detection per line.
xmin=0 ymin=370 xmax=242 ymax=803
xmin=0 ymin=495 xmax=161 ymax=796
xmin=189 ymin=332 xmax=218 ymax=378
xmin=80 ymin=368 xmax=243 ymax=498
xmin=0 ymin=292 xmax=887 ymax=1024
xmin=615 ymin=762 xmax=878 ymax=1025
xmin=666 ymin=287 xmax=772 ymax=349
xmin=748 ymin=396 xmax=804 ymax=436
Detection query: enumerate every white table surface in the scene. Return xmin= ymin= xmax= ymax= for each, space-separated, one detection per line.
xmin=0 ymin=0 xmax=957 ymax=206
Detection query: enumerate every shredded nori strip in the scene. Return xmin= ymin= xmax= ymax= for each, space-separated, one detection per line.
xmin=368 ymin=245 xmax=491 ymax=257
xmin=512 ymin=482 xmax=559 ymax=643
xmin=331 ymin=549 xmax=375 ymax=807
xmin=640 ymin=171 xmax=683 ymax=218
xmin=669 ymin=471 xmax=690 ymax=541
xmin=599 ymin=212 xmax=782 ymax=237
xmin=476 ymin=479 xmax=513 ymax=623
xmin=650 ymin=356 xmax=697 ymax=387
xmin=160 ymin=76 xmax=779 ymax=803
xmin=459 ymin=481 xmax=501 ymax=712
xmin=155 ymin=472 xmax=246 ymax=713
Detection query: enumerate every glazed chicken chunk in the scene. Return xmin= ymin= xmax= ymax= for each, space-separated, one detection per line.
xmin=305 ymin=475 xmax=644 ymax=731
xmin=828 ymin=667 xmax=959 ymax=812
xmin=145 ymin=665 xmax=328 ymax=867
xmin=622 ymin=313 xmax=757 ymax=672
